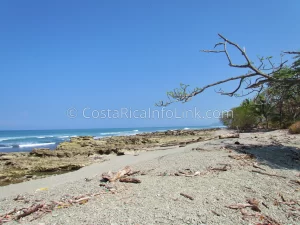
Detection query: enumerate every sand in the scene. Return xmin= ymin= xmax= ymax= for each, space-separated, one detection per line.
xmin=0 ymin=129 xmax=299 ymax=225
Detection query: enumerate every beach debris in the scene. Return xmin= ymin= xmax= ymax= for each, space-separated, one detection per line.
xmin=35 ymin=187 xmax=48 ymax=192
xmin=258 ymin=214 xmax=282 ymax=225
xmin=219 ymin=133 xmax=239 ymax=139
xmin=192 ymin=147 xmax=210 ymax=151
xmin=13 ymin=195 xmax=25 ymax=201
xmin=273 ymin=195 xmax=300 ymax=221
xmin=251 ymin=170 xmax=287 ymax=179
xmin=287 ymin=211 xmax=300 ymax=220
xmin=139 ymin=168 xmax=154 ymax=176
xmin=262 ymin=202 xmax=269 ymax=209
xmin=102 ymin=166 xmax=133 ymax=182
xmin=127 ymin=170 xmax=140 ymax=176
xmin=15 ymin=204 xmax=45 ymax=220
xmin=0 ymin=191 xmax=105 ymax=224
xmin=172 ymin=165 xmax=232 ymax=177
xmin=246 ymin=198 xmax=261 ymax=212
xmin=227 ymin=198 xmax=261 ymax=212
xmin=227 ymin=203 xmax=256 ymax=210
xmin=209 ymin=164 xmax=231 ymax=172
xmin=227 ymin=199 xmax=283 ymax=225
xmin=173 ymin=169 xmax=202 ymax=177
xmin=0 ymin=208 xmax=17 ymax=223
xmin=194 ymin=171 xmax=201 ymax=176
xmin=240 ymin=208 xmax=257 ymax=220
xmin=74 ymin=197 xmax=90 ymax=204
xmin=192 ymin=147 xmax=203 ymax=151
xmin=252 ymin=163 xmax=266 ymax=171
xmin=119 ymin=177 xmax=141 ymax=183
xmin=180 ymin=193 xmax=194 ymax=200
xmin=279 ymin=193 xmax=286 ymax=202
xmin=84 ymin=178 xmax=92 ymax=182
xmin=289 ymin=179 xmax=300 ymax=185
xmin=158 ymin=172 xmax=169 ymax=176
xmin=101 ymin=166 xmax=141 ymax=185
xmin=229 ymin=154 xmax=255 ymax=160
xmin=211 ymin=210 xmax=221 ymax=216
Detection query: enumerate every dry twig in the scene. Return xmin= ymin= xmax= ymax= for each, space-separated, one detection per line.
xmin=180 ymin=193 xmax=194 ymax=200
xmin=251 ymin=170 xmax=287 ymax=179
xmin=15 ymin=204 xmax=44 ymax=220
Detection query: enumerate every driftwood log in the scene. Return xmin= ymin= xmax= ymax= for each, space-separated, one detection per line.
xmin=15 ymin=204 xmax=44 ymax=220
xmin=119 ymin=177 xmax=141 ymax=183
xmin=251 ymin=170 xmax=287 ymax=179
xmin=102 ymin=166 xmax=132 ymax=182
xmin=219 ymin=133 xmax=239 ymax=139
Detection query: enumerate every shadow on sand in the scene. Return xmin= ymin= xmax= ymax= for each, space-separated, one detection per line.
xmin=227 ymin=143 xmax=300 ymax=171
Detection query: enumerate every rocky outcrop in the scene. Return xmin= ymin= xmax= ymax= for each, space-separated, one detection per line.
xmin=0 ymin=128 xmax=218 ymax=186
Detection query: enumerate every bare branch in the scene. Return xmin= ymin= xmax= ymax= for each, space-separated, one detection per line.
xmin=217 ymin=78 xmax=245 ymax=96
xmin=156 ymin=34 xmax=300 ymax=106
xmin=202 ymin=50 xmax=225 ymax=53
xmin=283 ymin=51 xmax=300 ymax=55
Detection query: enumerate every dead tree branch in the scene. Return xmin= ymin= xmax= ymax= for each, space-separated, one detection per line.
xmin=157 ymin=34 xmax=300 ymax=106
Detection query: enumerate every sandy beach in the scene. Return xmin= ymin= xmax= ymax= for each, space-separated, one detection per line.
xmin=1 ymin=1 xmax=299 ymax=224
xmin=0 ymin=129 xmax=299 ymax=224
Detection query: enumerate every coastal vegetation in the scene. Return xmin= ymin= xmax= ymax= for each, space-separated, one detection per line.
xmin=157 ymin=34 xmax=300 ymax=131
xmin=220 ymin=54 xmax=300 ymax=131
xmin=289 ymin=121 xmax=300 ymax=134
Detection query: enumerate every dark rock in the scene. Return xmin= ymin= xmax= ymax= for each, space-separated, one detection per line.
xmin=116 ymin=151 xmax=125 ymax=156
xmin=30 ymin=148 xmax=57 ymax=157
xmin=4 ymin=161 xmax=15 ymax=166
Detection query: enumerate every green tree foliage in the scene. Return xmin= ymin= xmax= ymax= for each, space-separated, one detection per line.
xmin=220 ymin=99 xmax=258 ymax=130
xmin=220 ymin=65 xmax=300 ymax=129
xmin=156 ymin=34 xmax=299 ymax=130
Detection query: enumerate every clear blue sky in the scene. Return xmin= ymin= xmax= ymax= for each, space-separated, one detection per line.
xmin=0 ymin=0 xmax=299 ymax=130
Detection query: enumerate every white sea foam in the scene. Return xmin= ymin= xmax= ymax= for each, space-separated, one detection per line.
xmin=0 ymin=146 xmax=13 ymax=149
xmin=58 ymin=136 xmax=70 ymax=139
xmin=100 ymin=132 xmax=122 ymax=135
xmin=0 ymin=136 xmax=26 ymax=141
xmin=0 ymin=135 xmax=49 ymax=141
xmin=183 ymin=127 xmax=190 ymax=130
xmin=37 ymin=135 xmax=54 ymax=139
xmin=94 ymin=136 xmax=103 ymax=139
xmin=98 ymin=130 xmax=140 ymax=137
xmin=19 ymin=142 xmax=56 ymax=148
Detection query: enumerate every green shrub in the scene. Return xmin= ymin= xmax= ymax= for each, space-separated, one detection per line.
xmin=220 ymin=99 xmax=259 ymax=130
xmin=288 ymin=121 xmax=300 ymax=134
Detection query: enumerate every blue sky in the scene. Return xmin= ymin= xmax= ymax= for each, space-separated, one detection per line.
xmin=0 ymin=0 xmax=299 ymax=130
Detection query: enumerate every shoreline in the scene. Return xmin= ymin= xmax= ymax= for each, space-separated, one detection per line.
xmin=0 ymin=126 xmax=224 ymax=153
xmin=0 ymin=129 xmax=299 ymax=224
xmin=0 ymin=128 xmax=221 ymax=186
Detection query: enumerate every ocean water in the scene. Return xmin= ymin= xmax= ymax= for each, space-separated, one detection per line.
xmin=0 ymin=126 xmax=222 ymax=153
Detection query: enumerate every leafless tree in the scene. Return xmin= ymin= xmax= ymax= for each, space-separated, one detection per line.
xmin=156 ymin=34 xmax=300 ymax=106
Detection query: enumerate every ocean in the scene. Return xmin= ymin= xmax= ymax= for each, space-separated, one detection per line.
xmin=0 ymin=126 xmax=222 ymax=153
